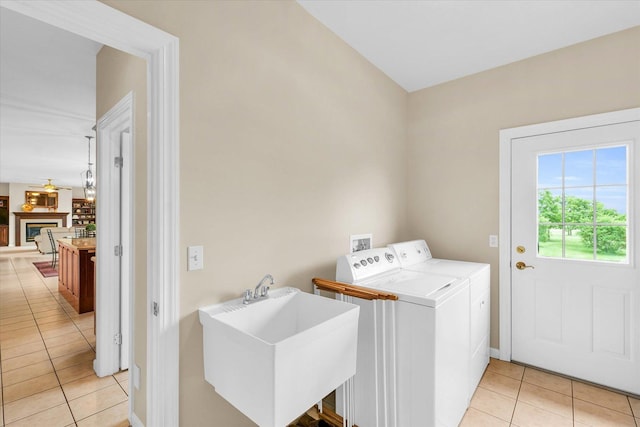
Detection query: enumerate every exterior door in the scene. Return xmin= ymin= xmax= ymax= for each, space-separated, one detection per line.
xmin=511 ymin=120 xmax=640 ymax=394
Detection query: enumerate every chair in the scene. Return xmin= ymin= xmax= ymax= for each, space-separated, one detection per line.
xmin=47 ymin=228 xmax=58 ymax=269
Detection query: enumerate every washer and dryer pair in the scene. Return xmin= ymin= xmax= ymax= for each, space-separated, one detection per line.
xmin=334 ymin=240 xmax=490 ymax=427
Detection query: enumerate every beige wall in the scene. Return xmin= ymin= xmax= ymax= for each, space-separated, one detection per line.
xmin=97 ymin=1 xmax=639 ymax=424
xmin=407 ymin=26 xmax=640 ymax=349
xmin=96 ymin=46 xmax=148 ymax=424
xmin=100 ymin=1 xmax=407 ymax=425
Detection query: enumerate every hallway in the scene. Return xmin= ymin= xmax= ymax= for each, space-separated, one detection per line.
xmin=0 ymin=248 xmax=128 ymax=426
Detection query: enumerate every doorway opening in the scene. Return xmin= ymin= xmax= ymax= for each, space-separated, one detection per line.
xmin=0 ymin=2 xmax=180 ymax=425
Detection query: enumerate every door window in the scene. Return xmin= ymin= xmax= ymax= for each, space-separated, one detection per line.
xmin=537 ymin=145 xmax=629 ymax=263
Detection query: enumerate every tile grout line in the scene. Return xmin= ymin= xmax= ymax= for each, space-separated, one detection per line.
xmin=469 ymin=385 xmax=514 ymax=424
xmin=509 ymin=368 xmax=524 ymax=426
xmin=28 ymin=257 xmax=83 ymax=427
xmin=1 ymin=264 xmax=11 ymax=427
xmin=0 ymin=260 xmax=17 ymax=427
xmin=9 ymin=256 xmax=72 ymax=426
xmin=572 ymin=394 xmax=638 ymax=418
xmin=4 ymin=254 xmax=118 ymax=426
xmin=1 ymin=258 xmax=46 ymax=424
xmin=74 ymin=398 xmax=128 ymax=425
xmin=630 ymin=396 xmax=639 ymax=427
xmin=572 ymin=378 xmax=575 ymax=427
xmin=470 ymin=364 xmax=523 ymax=425
xmin=496 ymin=362 xmax=638 ymax=421
xmin=3 ymin=256 xmax=83 ymax=426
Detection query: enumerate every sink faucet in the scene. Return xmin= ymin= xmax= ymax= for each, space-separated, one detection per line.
xmin=243 ymin=274 xmax=274 ymax=304
xmin=254 ymin=274 xmax=274 ymax=298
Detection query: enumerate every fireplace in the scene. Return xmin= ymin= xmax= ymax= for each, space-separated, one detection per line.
xmin=26 ymin=223 xmax=58 ymax=242
xmin=13 ymin=212 xmax=69 ymax=246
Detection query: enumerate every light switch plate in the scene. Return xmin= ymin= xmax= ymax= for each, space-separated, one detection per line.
xmin=489 ymin=235 xmax=498 ymax=248
xmin=187 ymin=245 xmax=204 ymax=271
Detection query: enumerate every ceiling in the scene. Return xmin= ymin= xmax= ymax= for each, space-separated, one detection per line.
xmin=1 ymin=2 xmax=639 ymax=188
xmin=298 ymin=0 xmax=640 ymax=92
xmin=0 ymin=7 xmax=101 ymax=188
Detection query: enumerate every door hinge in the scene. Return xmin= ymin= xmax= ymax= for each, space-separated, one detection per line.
xmin=114 ymin=333 xmax=122 ymax=345
xmin=114 ymin=156 xmax=124 ymax=168
xmin=153 ymin=301 xmax=159 ymax=317
xmin=114 ymin=245 xmax=122 ymax=256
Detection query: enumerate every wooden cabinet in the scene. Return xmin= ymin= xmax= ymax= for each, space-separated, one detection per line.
xmin=58 ymin=238 xmax=96 ymax=313
xmin=0 ymin=225 xmax=8 ymax=246
xmin=72 ymin=199 xmax=96 ymax=226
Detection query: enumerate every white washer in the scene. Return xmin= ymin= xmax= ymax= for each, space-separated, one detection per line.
xmin=388 ymin=240 xmax=491 ymax=400
xmin=335 ymin=247 xmax=470 ymax=427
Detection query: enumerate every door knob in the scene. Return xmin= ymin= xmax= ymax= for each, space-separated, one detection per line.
xmin=515 ymin=261 xmax=535 ymax=270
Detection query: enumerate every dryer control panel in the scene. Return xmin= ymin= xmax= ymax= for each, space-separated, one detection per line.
xmin=336 ymin=247 xmax=400 ymax=283
xmin=388 ymin=240 xmax=433 ymax=267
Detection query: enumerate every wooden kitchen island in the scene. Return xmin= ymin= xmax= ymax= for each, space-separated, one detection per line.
xmin=58 ymin=238 xmax=96 ymax=314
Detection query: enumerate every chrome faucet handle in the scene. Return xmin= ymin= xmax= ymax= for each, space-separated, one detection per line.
xmin=242 ymin=289 xmax=253 ymax=304
xmin=244 ymin=275 xmax=274 ymax=304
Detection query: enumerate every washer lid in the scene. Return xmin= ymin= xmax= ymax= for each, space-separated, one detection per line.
xmin=402 ymin=259 xmax=490 ymax=279
xmin=360 ymin=272 xmax=468 ymax=307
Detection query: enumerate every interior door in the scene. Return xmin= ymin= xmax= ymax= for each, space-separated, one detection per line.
xmin=511 ymin=120 xmax=640 ymax=394
xmin=95 ymin=93 xmax=133 ymax=377
xmin=119 ymin=131 xmax=131 ymax=370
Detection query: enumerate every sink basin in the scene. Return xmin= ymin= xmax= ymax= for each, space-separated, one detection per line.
xmin=199 ymin=287 xmax=359 ymax=427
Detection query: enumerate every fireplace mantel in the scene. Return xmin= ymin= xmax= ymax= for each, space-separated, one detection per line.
xmin=13 ymin=212 xmax=69 ymax=246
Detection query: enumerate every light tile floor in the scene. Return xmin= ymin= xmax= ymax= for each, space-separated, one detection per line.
xmin=0 ymin=248 xmax=129 ymax=427
xmin=4 ymin=249 xmax=639 ymax=427
xmin=461 ymin=357 xmax=640 ymax=427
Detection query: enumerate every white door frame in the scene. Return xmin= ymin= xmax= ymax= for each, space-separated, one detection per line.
xmin=498 ymin=108 xmax=640 ymax=361
xmin=0 ymin=1 xmax=181 ymax=425
xmin=120 ymin=130 xmax=132 ymax=371
xmin=95 ymin=92 xmax=133 ymax=376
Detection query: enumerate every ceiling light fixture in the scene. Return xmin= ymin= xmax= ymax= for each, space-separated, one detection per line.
xmin=83 ymin=135 xmax=96 ymax=201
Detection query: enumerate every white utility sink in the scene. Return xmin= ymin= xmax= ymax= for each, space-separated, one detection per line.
xmin=199 ymin=287 xmax=359 ymax=427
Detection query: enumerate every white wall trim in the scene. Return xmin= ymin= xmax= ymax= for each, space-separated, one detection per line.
xmin=0 ymin=1 xmax=181 ymax=425
xmin=489 ymin=347 xmax=500 ymax=359
xmin=498 ymin=107 xmax=640 ymax=362
xmin=146 ymin=32 xmax=181 ymax=427
xmin=131 ymin=411 xmax=144 ymax=427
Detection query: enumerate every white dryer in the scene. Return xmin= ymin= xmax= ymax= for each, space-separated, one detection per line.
xmin=335 ymin=247 xmax=470 ymax=427
xmin=388 ymin=240 xmax=491 ymax=400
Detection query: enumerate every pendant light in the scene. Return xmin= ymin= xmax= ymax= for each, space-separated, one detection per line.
xmin=83 ymin=135 xmax=96 ymax=201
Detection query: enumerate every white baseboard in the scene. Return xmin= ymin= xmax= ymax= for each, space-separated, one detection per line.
xmin=490 ymin=347 xmax=501 ymax=359
xmin=131 ymin=411 xmax=144 ymax=427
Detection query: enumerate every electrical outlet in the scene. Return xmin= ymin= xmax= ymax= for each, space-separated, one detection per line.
xmin=187 ymin=245 xmax=204 ymax=271
xmin=489 ymin=235 xmax=498 ymax=248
